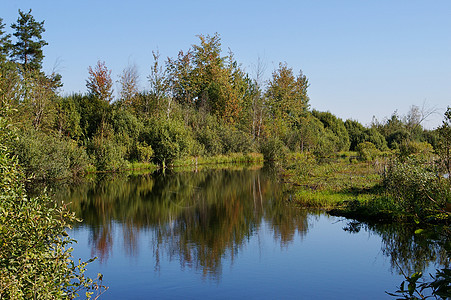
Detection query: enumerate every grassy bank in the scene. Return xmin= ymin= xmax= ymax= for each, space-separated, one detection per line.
xmin=172 ymin=152 xmax=264 ymax=167
xmin=281 ymin=153 xmax=450 ymax=224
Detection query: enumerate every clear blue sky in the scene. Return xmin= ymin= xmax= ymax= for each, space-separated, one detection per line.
xmin=2 ymin=0 xmax=450 ymax=128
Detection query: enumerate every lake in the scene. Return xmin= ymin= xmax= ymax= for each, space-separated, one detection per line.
xmin=55 ymin=166 xmax=448 ymax=299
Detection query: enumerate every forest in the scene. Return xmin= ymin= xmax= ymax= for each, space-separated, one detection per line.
xmin=0 ymin=9 xmax=450 ymax=299
xmin=0 ymin=11 xmax=448 ymax=179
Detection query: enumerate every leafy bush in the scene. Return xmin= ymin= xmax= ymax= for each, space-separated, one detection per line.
xmin=0 ymin=111 xmax=106 ymax=299
xmin=135 ymin=141 xmax=154 ymax=163
xmin=195 ymin=125 xmax=223 ymax=155
xmin=220 ymin=127 xmax=254 ymax=154
xmin=260 ymin=136 xmax=287 ymax=161
xmin=398 ymin=141 xmax=433 ymax=161
xmin=312 ymin=110 xmax=350 ymax=151
xmin=141 ymin=118 xmax=195 ymax=165
xmin=356 ymin=142 xmax=380 ymax=161
xmin=110 ymin=107 xmax=143 ymax=160
xmin=313 ymin=129 xmax=339 ymax=158
xmin=384 ymin=157 xmax=450 ymax=218
xmin=388 ymin=267 xmax=451 ymax=299
xmin=11 ymin=129 xmax=90 ymax=180
xmin=87 ymin=133 xmax=127 ymax=171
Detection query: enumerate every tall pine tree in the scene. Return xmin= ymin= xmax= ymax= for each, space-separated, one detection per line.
xmin=10 ymin=9 xmax=47 ymax=70
xmin=0 ymin=18 xmax=11 ymax=64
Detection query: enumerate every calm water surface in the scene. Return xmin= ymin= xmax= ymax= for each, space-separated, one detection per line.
xmin=55 ymin=167 xmax=448 ymax=299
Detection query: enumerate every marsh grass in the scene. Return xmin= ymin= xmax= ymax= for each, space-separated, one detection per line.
xmin=127 ymin=161 xmax=159 ymax=171
xmin=172 ymin=152 xmax=264 ymax=167
xmin=283 ymin=154 xmax=396 ymax=212
xmin=284 ymin=153 xmax=450 ymax=223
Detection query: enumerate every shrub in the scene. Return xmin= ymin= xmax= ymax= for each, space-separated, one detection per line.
xmin=384 ymin=157 xmax=450 ymax=218
xmin=220 ymin=127 xmax=254 ymax=154
xmin=195 ymin=125 xmax=223 ymax=155
xmin=0 ymin=110 xmax=106 ymax=299
xmin=398 ymin=141 xmax=433 ymax=161
xmin=135 ymin=141 xmax=154 ymax=163
xmin=260 ymin=136 xmax=287 ymax=161
xmin=11 ymin=129 xmax=90 ymax=180
xmin=313 ymin=129 xmax=339 ymax=158
xmin=88 ymin=133 xmax=127 ymax=171
xmin=356 ymin=142 xmax=380 ymax=161
xmin=142 ymin=118 xmax=195 ymax=166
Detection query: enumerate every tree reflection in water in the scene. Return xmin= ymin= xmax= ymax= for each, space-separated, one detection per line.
xmin=56 ymin=167 xmax=310 ymax=279
xmin=343 ymin=220 xmax=450 ymax=277
xmin=55 ymin=167 xmax=448 ymax=280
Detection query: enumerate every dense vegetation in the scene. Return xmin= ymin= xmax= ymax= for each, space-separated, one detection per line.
xmin=0 ymin=105 xmax=106 ymax=298
xmin=1 ymin=9 xmax=450 ymax=299
xmin=2 ymin=11 xmax=447 ymax=180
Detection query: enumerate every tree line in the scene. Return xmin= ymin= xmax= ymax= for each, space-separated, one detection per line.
xmin=0 ymin=10 xmax=449 ymax=181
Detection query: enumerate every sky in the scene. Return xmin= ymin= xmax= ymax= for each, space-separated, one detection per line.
xmin=1 ymin=0 xmax=450 ymax=129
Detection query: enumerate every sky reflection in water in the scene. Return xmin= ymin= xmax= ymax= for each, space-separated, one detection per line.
xmin=57 ymin=168 xmax=447 ymax=299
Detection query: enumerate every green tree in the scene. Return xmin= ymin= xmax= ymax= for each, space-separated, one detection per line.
xmin=345 ymin=119 xmax=387 ymax=151
xmin=249 ymin=57 xmax=266 ymax=139
xmin=0 ymin=18 xmax=11 ymax=65
xmin=265 ymin=62 xmax=309 ymax=138
xmin=148 ymin=50 xmax=171 ymax=118
xmin=437 ymin=107 xmax=451 ymax=177
xmin=10 ymin=9 xmax=48 ymax=70
xmin=53 ymin=95 xmax=82 ymax=139
xmin=166 ymin=33 xmax=251 ymax=125
xmin=312 ymin=110 xmax=350 ymax=152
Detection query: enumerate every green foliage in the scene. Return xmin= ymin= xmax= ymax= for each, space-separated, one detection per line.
xmin=387 ymin=129 xmax=410 ymax=149
xmin=141 ymin=118 xmax=195 ymax=165
xmin=135 ymin=141 xmax=154 ymax=163
xmin=0 ymin=18 xmax=11 ymax=65
xmin=0 ymin=61 xmax=21 ymax=107
xmin=0 ymin=109 xmax=106 ymax=299
xmin=398 ymin=141 xmax=434 ymax=162
xmin=345 ymin=119 xmax=387 ymax=151
xmin=110 ymin=107 xmax=143 ymax=160
xmin=388 ymin=267 xmax=451 ymax=299
xmin=436 ymin=107 xmax=451 ymax=176
xmin=356 ymin=142 xmax=380 ymax=161
xmin=10 ymin=9 xmax=47 ymax=70
xmin=166 ymin=33 xmax=251 ymax=125
xmin=10 ymin=128 xmax=90 ymax=180
xmin=313 ymin=129 xmax=340 ymax=158
xmin=265 ymin=62 xmax=309 ymax=137
xmin=3 ymin=21 xmax=443 ymax=180
xmin=195 ymin=125 xmax=223 ymax=155
xmin=260 ymin=136 xmax=287 ymax=161
xmin=220 ymin=127 xmax=254 ymax=154
xmin=73 ymin=94 xmax=108 ymax=140
xmin=384 ymin=157 xmax=450 ymax=219
xmin=295 ymin=114 xmax=325 ymax=153
xmin=87 ymin=128 xmax=127 ymax=171
xmin=312 ymin=110 xmax=350 ymax=152
xmin=372 ymin=108 xmax=431 ymax=151
xmin=53 ymin=96 xmax=82 ymax=139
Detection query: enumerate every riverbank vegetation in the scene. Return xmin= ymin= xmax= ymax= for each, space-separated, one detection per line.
xmin=0 ymin=9 xmax=450 ymax=298
xmin=1 ymin=10 xmax=450 ymax=220
xmin=0 ymin=106 xmax=106 ymax=298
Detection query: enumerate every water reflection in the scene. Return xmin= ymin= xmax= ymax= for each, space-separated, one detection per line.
xmin=55 ymin=167 xmax=448 ymax=282
xmin=343 ymin=220 xmax=450 ymax=276
xmin=56 ymin=167 xmax=309 ymax=278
